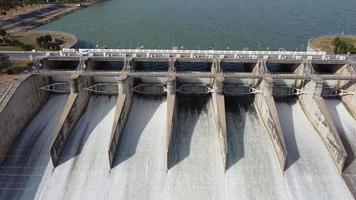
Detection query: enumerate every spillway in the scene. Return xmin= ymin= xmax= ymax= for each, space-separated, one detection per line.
xmin=108 ymin=95 xmax=167 ymax=200
xmin=225 ymin=97 xmax=290 ymax=199
xmin=0 ymin=94 xmax=68 ymax=200
xmin=39 ymin=95 xmax=117 ymax=200
xmin=325 ymin=99 xmax=356 ymax=195
xmin=276 ymin=99 xmax=353 ymax=200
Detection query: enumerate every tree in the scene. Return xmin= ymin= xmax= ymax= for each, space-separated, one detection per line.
xmin=36 ymin=34 xmax=53 ymax=49
xmin=0 ymin=53 xmax=10 ymax=71
xmin=333 ymin=36 xmax=355 ymax=54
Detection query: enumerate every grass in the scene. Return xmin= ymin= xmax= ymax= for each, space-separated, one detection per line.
xmin=310 ymin=36 xmax=356 ymax=53
xmin=0 ymin=30 xmax=77 ymax=51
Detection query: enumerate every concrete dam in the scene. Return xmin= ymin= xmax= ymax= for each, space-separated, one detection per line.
xmin=0 ymin=49 xmax=356 ymax=199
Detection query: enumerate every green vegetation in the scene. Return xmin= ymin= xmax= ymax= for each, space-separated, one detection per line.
xmin=0 ymin=29 xmax=34 ymax=50
xmin=36 ymin=34 xmax=61 ymax=50
xmin=0 ymin=30 xmax=76 ymax=51
xmin=333 ymin=37 xmax=356 ymax=54
xmin=310 ymin=36 xmax=356 ymax=54
xmin=0 ymin=54 xmax=32 ymax=74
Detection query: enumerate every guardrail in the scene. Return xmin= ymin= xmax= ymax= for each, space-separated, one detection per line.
xmin=58 ymin=48 xmax=356 ymax=62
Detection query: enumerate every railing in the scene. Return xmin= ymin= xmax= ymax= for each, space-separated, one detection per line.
xmin=57 ymin=48 xmax=355 ymax=62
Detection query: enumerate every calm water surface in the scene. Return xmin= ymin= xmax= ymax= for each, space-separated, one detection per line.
xmin=37 ymin=0 xmax=356 ymax=50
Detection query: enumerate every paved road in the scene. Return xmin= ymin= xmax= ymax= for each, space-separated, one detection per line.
xmin=0 ymin=51 xmax=50 ymax=60
xmin=0 ymin=4 xmax=68 ymax=29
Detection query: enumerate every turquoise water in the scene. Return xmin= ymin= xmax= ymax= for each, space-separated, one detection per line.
xmin=37 ymin=0 xmax=356 ymax=50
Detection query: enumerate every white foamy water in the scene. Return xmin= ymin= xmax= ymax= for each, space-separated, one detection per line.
xmin=0 ymin=95 xmax=68 ymax=200
xmin=39 ymin=95 xmax=117 ymax=200
xmin=1 ymin=94 xmax=354 ymax=200
xmin=225 ymin=97 xmax=291 ymax=200
xmin=276 ymin=100 xmax=353 ymax=200
xmin=165 ymin=96 xmax=226 ymax=200
xmin=107 ymin=96 xmax=167 ymax=200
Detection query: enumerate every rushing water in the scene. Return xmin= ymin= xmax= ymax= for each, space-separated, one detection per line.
xmin=1 ymin=94 xmax=355 ymax=199
xmin=225 ymin=97 xmax=289 ymax=200
xmin=0 ymin=95 xmax=68 ymax=200
xmin=167 ymin=96 xmax=225 ymax=200
xmin=276 ymin=99 xmax=353 ymax=200
xmin=39 ymin=95 xmax=116 ymax=200
xmin=325 ymin=99 xmax=356 ymax=175
xmin=108 ymin=95 xmax=167 ymax=200
xmin=325 ymin=99 xmax=356 ymax=196
xmin=37 ymin=0 xmax=356 ymax=50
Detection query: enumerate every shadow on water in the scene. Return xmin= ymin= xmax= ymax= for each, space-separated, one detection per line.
xmin=57 ymin=95 xmax=115 ymax=166
xmin=168 ymin=95 xmax=209 ymax=169
xmin=275 ymin=98 xmax=300 ymax=171
xmin=326 ymin=99 xmax=355 ymax=171
xmin=112 ymin=95 xmax=164 ymax=167
xmin=225 ymin=97 xmax=250 ymax=170
xmin=0 ymin=95 xmax=67 ymax=200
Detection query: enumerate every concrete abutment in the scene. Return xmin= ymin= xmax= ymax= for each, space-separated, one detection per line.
xmin=0 ymin=75 xmax=50 ymax=165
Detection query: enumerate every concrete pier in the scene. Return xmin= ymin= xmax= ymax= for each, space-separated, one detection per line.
xmin=50 ymin=74 xmax=91 ymax=166
xmin=252 ymin=59 xmax=267 ymax=86
xmin=108 ymin=75 xmax=134 ymax=167
xmin=0 ymin=75 xmax=49 ymax=165
xmin=254 ymin=77 xmax=287 ymax=172
xmin=293 ymin=61 xmax=314 ymax=88
xmin=299 ymin=77 xmax=347 ymax=173
xmin=211 ymin=74 xmax=228 ymax=171
xmin=166 ymin=76 xmax=176 ymax=170
xmin=336 ymin=63 xmax=356 ymax=119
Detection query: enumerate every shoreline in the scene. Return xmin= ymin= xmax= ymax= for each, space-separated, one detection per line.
xmin=1 ymin=1 xmax=102 ymax=33
xmin=307 ymin=35 xmax=356 ymax=53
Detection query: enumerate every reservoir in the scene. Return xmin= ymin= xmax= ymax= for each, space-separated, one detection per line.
xmin=37 ymin=0 xmax=356 ymax=50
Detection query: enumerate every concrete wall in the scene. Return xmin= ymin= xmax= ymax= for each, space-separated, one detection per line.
xmin=108 ymin=77 xmax=134 ymax=167
xmin=212 ymin=93 xmax=228 ymax=171
xmin=211 ymin=76 xmax=228 ymax=171
xmin=254 ymin=77 xmax=287 ymax=172
xmin=166 ymin=78 xmax=176 ymax=170
xmin=50 ymin=75 xmax=91 ymax=166
xmin=299 ymin=78 xmax=347 ymax=173
xmin=0 ymin=75 xmax=50 ymax=165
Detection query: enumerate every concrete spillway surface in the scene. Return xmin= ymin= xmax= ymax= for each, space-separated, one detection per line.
xmin=325 ymin=99 xmax=356 ymax=195
xmin=0 ymin=94 xmax=68 ymax=200
xmin=39 ymin=95 xmax=117 ymax=200
xmin=166 ymin=96 xmax=226 ymax=200
xmin=276 ymin=99 xmax=353 ymax=200
xmin=108 ymin=95 xmax=167 ymax=200
xmin=225 ymin=97 xmax=290 ymax=199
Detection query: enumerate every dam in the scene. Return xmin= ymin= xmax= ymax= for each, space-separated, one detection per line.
xmin=0 ymin=49 xmax=355 ymax=199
